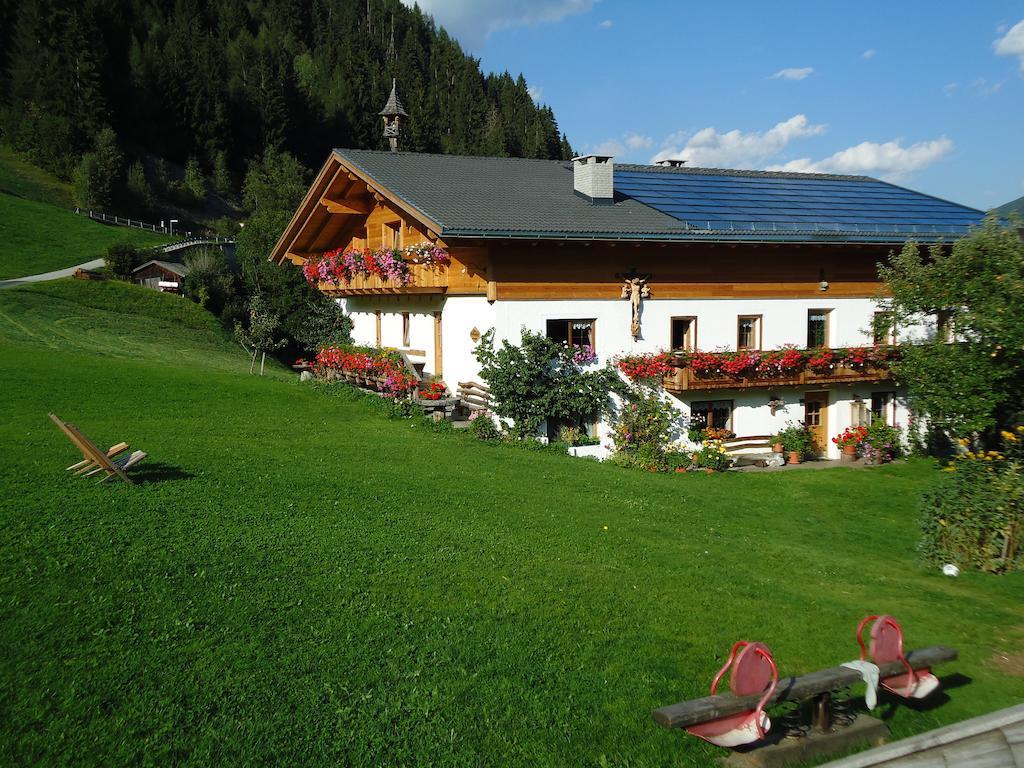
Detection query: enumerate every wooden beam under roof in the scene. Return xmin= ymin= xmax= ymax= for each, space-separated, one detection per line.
xmin=320 ymin=197 xmax=371 ymax=215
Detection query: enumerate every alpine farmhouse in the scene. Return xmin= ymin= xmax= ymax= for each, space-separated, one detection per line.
xmin=270 ymin=143 xmax=986 ymax=460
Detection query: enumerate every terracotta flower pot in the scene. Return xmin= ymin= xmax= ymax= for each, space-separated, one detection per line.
xmin=772 ymin=442 xmax=784 ymax=454
xmin=841 ymin=444 xmax=857 ymax=461
xmin=787 ymin=451 xmax=802 ymax=465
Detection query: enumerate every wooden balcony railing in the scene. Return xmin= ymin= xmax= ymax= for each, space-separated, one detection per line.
xmin=317 ymin=262 xmax=449 ymax=295
xmin=662 ymin=360 xmax=894 ymax=392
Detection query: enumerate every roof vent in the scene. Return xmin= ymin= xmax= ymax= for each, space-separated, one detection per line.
xmin=571 ymin=155 xmax=614 ymax=204
xmin=655 ymin=159 xmax=687 ymax=168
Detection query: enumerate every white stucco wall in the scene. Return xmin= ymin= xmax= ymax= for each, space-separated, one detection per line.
xmin=336 ymin=293 xmax=914 ymax=459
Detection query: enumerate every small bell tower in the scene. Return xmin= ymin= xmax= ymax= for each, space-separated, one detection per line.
xmin=379 ymin=78 xmax=408 ymax=152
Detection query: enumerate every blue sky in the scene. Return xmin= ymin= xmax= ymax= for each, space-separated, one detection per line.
xmin=404 ymin=0 xmax=1024 ymax=210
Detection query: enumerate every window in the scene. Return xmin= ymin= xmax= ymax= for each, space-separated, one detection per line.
xmin=353 ymin=227 xmax=367 ymax=250
xmin=936 ymin=309 xmax=954 ymax=343
xmin=737 ymin=315 xmax=761 ymax=350
xmin=690 ymin=400 xmax=734 ymax=433
xmin=671 ymin=316 xmax=696 ymax=351
xmin=873 ymin=311 xmax=895 ymax=345
xmin=870 ymin=392 xmax=895 ymax=425
xmin=807 ymin=309 xmax=831 ymax=348
xmin=401 ymin=312 xmax=410 ymax=347
xmin=383 ymin=220 xmax=401 ymax=249
xmin=546 ymin=318 xmax=595 ymax=348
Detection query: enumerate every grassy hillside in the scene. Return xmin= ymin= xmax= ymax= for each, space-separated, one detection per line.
xmin=0 ymin=146 xmax=171 ymax=280
xmin=994 ymin=194 xmax=1024 ymax=218
xmin=1 ymin=281 xmax=1022 ymax=766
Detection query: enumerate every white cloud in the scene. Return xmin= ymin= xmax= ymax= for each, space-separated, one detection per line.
xmin=767 ymin=137 xmax=953 ymax=179
xmin=771 ymin=67 xmax=814 ymax=80
xmin=971 ymin=76 xmax=1004 ymax=95
xmin=994 ymin=19 xmax=1024 ymax=72
xmin=598 ymin=19 xmax=613 ymax=28
xmin=403 ymin=0 xmax=596 ymax=49
xmin=861 ymin=49 xmax=876 ymax=60
xmin=943 ymin=82 xmax=958 ymax=96
xmin=527 ymin=85 xmax=543 ymax=102
xmin=624 ymin=134 xmax=653 ymax=150
xmin=591 ymin=139 xmax=625 ymax=156
xmin=650 ymin=114 xmax=825 ymax=167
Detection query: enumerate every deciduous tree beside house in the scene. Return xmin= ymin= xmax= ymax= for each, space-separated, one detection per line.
xmin=878 ymin=216 xmax=1024 ymax=441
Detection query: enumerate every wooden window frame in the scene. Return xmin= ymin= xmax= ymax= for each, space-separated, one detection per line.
xmin=690 ymin=399 xmax=735 ymax=433
xmin=382 ymin=220 xmax=402 ymax=250
xmin=736 ymin=315 xmax=762 ymax=351
xmin=545 ymin=318 xmax=596 ymax=349
xmin=870 ymin=391 xmax=896 ymax=426
xmin=807 ymin=309 xmax=831 ymax=349
xmin=670 ymin=316 xmax=697 ymax=352
xmin=401 ymin=311 xmax=411 ymax=348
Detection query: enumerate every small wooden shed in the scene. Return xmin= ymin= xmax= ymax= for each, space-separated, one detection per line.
xmin=133 ymin=260 xmax=189 ymax=293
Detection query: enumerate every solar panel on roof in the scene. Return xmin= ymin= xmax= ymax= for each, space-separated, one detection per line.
xmin=613 ymin=169 xmax=984 ymax=234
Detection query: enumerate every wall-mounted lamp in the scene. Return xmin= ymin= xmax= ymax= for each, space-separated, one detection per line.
xmin=818 ymin=267 xmax=829 ymax=292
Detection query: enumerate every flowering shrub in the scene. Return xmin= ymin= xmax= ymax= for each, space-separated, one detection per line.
xmin=859 ymin=421 xmax=903 ymax=464
xmin=691 ymin=441 xmax=732 ymax=471
xmin=302 ymin=244 xmax=450 ymax=288
xmin=469 ymin=409 xmax=502 ymax=441
xmin=614 ymin=352 xmax=672 ymax=381
xmin=610 ymin=386 xmax=674 ymax=456
xmin=832 ymin=425 xmax=868 ymax=449
xmin=314 ymin=345 xmax=418 ymax=397
xmin=920 ymin=427 xmax=1024 ymax=573
xmin=570 ymin=344 xmax=598 ymax=365
xmin=417 ymin=381 xmax=448 ymax=400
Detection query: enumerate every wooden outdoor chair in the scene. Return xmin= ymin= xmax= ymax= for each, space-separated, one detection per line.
xmin=49 ymin=413 xmax=147 ymax=484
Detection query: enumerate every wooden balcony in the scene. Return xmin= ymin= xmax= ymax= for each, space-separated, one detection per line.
xmin=317 ymin=262 xmax=449 ymax=296
xmin=663 ymin=361 xmax=894 ymax=393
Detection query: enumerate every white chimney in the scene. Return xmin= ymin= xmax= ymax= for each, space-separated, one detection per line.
xmin=572 ymin=154 xmax=614 ymax=203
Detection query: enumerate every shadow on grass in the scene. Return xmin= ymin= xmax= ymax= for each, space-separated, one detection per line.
xmin=130 ymin=461 xmax=193 ymax=484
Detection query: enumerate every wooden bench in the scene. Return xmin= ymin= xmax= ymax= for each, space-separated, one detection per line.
xmin=457 ymin=381 xmax=491 ymax=412
xmin=722 ymin=435 xmax=785 ymax=468
xmin=654 ymin=642 xmax=957 ymax=767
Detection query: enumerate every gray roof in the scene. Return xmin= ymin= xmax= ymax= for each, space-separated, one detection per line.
xmin=337 ymin=149 xmax=690 ymax=239
xmin=334 ymin=149 xmax=987 ymax=244
xmin=133 ymin=259 xmax=189 ymax=277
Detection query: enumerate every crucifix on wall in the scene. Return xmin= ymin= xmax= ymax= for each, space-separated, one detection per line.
xmin=617 ymin=268 xmax=652 ymax=339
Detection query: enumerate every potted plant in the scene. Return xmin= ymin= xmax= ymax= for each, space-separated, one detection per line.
xmin=769 ymin=432 xmax=784 ymax=454
xmin=832 ymin=425 xmax=868 ymax=460
xmin=778 ymin=422 xmax=812 ymax=464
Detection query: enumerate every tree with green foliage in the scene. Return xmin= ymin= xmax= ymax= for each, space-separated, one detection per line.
xmin=125 ymin=162 xmax=155 ymax=216
xmin=878 ymin=217 xmax=1024 ymax=440
xmin=474 ymin=329 xmax=622 ymax=439
xmin=294 ymin=300 xmax=354 ymax=355
xmin=73 ymin=127 xmax=123 ymax=209
xmin=105 ymin=242 xmax=140 ymax=280
xmin=183 ymin=157 xmax=205 ymax=203
xmin=212 ymin=150 xmax=233 ymax=199
xmin=234 ymin=293 xmax=286 ymax=375
xmin=183 ymin=247 xmax=236 ymax=317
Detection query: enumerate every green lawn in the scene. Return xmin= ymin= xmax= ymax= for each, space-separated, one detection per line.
xmin=1 ymin=281 xmax=1022 ymax=766
xmin=0 ymin=147 xmax=171 ymax=280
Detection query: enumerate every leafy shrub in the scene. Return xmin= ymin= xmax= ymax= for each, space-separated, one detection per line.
xmin=294 ymin=299 xmax=353 ymax=355
xmin=920 ymin=428 xmax=1024 ymax=573
xmin=860 ymin=421 xmax=903 ymax=463
xmin=474 ymin=329 xmax=621 ymax=439
xmin=469 ymin=410 xmax=501 ymax=441
xmin=777 ymin=421 xmax=814 ymax=456
xmin=611 ymin=386 xmax=674 ymax=455
xmin=691 ymin=442 xmax=732 ymax=471
xmin=183 ymin=247 xmax=236 ymax=316
xmin=105 ymin=241 xmax=140 ymax=279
